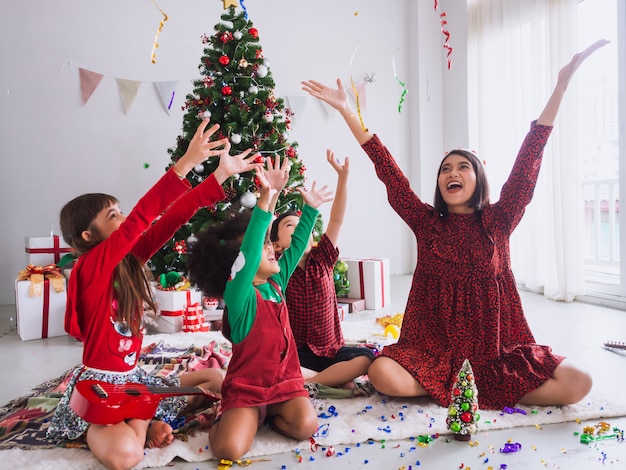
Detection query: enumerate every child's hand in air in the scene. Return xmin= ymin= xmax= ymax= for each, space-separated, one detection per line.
xmin=326 ymin=149 xmax=349 ymax=180
xmin=265 ymin=155 xmax=291 ymax=194
xmin=214 ymin=141 xmax=260 ymax=183
xmin=175 ymin=119 xmax=229 ymax=177
xmin=298 ymin=181 xmax=334 ymax=209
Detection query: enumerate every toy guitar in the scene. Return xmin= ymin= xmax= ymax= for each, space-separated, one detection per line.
xmin=603 ymin=341 xmax=626 ymax=351
xmin=69 ymin=379 xmax=221 ymax=425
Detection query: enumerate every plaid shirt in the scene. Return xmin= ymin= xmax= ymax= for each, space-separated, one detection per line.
xmin=285 ymin=234 xmax=344 ymax=357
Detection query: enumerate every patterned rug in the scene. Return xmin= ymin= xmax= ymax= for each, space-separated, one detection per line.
xmin=0 ymin=339 xmax=230 ymax=451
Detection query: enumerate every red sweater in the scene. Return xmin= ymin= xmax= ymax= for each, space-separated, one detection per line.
xmin=65 ymin=170 xmax=224 ymax=371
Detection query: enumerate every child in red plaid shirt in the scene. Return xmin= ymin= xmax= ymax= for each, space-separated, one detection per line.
xmin=271 ymin=149 xmax=375 ymax=390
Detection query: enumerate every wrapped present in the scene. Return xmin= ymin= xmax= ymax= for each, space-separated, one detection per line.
xmin=15 ymin=264 xmax=67 ymax=341
xmin=336 ymin=297 xmax=366 ymax=313
xmin=337 ymin=303 xmax=348 ymax=321
xmin=183 ymin=303 xmax=209 ymax=333
xmin=344 ymin=258 xmax=391 ymax=310
xmin=151 ymin=285 xmax=203 ymax=334
xmin=25 ymin=235 xmax=72 ymax=266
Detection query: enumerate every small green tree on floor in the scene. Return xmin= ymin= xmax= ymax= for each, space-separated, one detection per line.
xmin=149 ymin=5 xmax=312 ymax=279
xmin=446 ymin=359 xmax=480 ymax=441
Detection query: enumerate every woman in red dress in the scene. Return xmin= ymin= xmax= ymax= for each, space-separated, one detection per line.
xmin=301 ymin=40 xmax=608 ymax=410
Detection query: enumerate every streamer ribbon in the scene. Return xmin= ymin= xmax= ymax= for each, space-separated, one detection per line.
xmin=151 ymin=0 xmax=169 ymax=64
xmin=392 ymin=49 xmax=408 ymax=113
xmin=349 ymin=45 xmax=368 ymax=132
xmin=434 ymin=0 xmax=453 ymax=69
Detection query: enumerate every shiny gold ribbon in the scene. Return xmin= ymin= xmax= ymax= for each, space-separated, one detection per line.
xmin=17 ymin=264 xmax=65 ymax=297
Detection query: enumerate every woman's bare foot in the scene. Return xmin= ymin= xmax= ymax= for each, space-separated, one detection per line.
xmin=145 ymin=420 xmax=174 ymax=448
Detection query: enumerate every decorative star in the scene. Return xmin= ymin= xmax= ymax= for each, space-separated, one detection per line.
xmin=222 ymin=0 xmax=238 ymax=8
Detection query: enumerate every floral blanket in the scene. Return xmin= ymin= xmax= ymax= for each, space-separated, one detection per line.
xmin=0 ymin=340 xmax=231 ymax=450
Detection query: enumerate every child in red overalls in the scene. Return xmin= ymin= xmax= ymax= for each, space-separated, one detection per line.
xmin=188 ymin=156 xmax=334 ymax=459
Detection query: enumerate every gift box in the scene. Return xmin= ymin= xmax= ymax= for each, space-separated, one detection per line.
xmin=25 ymin=235 xmax=72 ymax=266
xmin=151 ymin=287 xmax=203 ymax=334
xmin=183 ymin=303 xmax=209 ymax=333
xmin=337 ymin=297 xmax=366 ymax=313
xmin=337 ymin=303 xmax=348 ymax=321
xmin=344 ymin=258 xmax=391 ymax=310
xmin=15 ymin=277 xmax=67 ymax=341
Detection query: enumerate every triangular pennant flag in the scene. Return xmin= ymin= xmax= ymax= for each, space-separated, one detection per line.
xmin=284 ymin=95 xmax=308 ymax=129
xmin=116 ymin=79 xmax=141 ymax=115
xmin=79 ymin=68 xmax=104 ymax=105
xmin=154 ymin=81 xmax=178 ymax=115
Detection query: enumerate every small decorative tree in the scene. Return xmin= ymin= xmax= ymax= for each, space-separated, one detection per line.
xmin=149 ymin=5 xmax=312 ymax=278
xmin=446 ymin=359 xmax=480 ymax=441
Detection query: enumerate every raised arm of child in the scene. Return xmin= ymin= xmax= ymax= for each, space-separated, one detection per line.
xmin=324 ymin=149 xmax=349 ymax=247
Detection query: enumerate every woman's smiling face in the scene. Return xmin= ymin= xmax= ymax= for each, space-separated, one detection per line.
xmin=437 ymin=153 xmax=477 ymax=214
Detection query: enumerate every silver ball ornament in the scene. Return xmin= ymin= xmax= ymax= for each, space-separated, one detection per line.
xmin=256 ymin=64 xmax=268 ymax=78
xmin=187 ymin=234 xmax=198 ymax=245
xmin=248 ymin=85 xmax=259 ymax=94
xmin=263 ymin=58 xmax=271 ymax=67
xmin=202 ymin=110 xmax=211 ymax=119
xmin=234 ymin=31 xmax=242 ymax=40
xmin=194 ymin=164 xmax=204 ymax=173
xmin=240 ymin=191 xmax=257 ymax=209
xmin=230 ymin=133 xmax=242 ymax=144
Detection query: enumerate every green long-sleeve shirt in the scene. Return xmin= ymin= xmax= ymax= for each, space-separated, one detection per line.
xmin=223 ymin=204 xmax=318 ymax=344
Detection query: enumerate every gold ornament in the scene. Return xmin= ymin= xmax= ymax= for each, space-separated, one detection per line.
xmin=222 ymin=0 xmax=238 ymax=9
xmin=238 ymin=58 xmax=249 ymax=68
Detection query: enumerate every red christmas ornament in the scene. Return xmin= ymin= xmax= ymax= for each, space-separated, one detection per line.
xmin=461 ymin=412 xmax=472 ymax=423
xmin=286 ymin=147 xmax=296 ymax=158
xmin=219 ymin=55 xmax=230 ymax=66
xmin=248 ymin=27 xmax=258 ymax=39
xmin=174 ymin=240 xmax=187 ymax=255
xmin=253 ymin=154 xmax=264 ymax=164
xmin=453 ymin=388 xmax=461 ymax=396
xmin=221 ymin=86 xmax=232 ymax=96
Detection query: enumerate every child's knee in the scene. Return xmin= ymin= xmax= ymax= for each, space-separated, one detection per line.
xmin=211 ymin=435 xmax=252 ymax=461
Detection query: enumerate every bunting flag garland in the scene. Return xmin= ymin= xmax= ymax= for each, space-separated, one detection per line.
xmin=116 ymin=78 xmax=142 ymax=114
xmin=154 ymin=81 xmax=178 ymax=114
xmin=284 ymin=95 xmax=308 ymax=129
xmin=79 ymin=68 xmax=104 ymax=104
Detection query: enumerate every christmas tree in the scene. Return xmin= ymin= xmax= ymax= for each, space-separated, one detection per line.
xmin=446 ymin=359 xmax=480 ymax=441
xmin=149 ymin=5 xmax=313 ymax=279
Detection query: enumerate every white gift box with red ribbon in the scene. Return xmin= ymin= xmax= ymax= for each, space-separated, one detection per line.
xmin=15 ymin=278 xmax=67 ymax=341
xmin=151 ymin=287 xmax=203 ymax=333
xmin=25 ymin=235 xmax=72 ymax=266
xmin=344 ymin=258 xmax=391 ymax=310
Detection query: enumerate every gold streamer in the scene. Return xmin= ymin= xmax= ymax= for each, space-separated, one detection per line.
xmin=349 ymin=45 xmax=368 ymax=132
xmin=150 ymin=0 xmax=169 ymax=64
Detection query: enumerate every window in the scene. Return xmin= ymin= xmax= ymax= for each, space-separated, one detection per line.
xmin=578 ymin=0 xmax=624 ymax=300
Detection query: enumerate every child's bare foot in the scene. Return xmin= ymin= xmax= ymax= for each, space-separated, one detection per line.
xmin=145 ymin=420 xmax=174 ymax=449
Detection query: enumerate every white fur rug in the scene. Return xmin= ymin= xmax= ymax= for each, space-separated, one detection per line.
xmin=2 ymin=318 xmax=625 ymax=469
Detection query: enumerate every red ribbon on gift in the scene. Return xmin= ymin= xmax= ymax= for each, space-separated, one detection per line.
xmin=357 ymin=259 xmax=388 ymax=308
xmin=42 ymin=279 xmax=50 ymax=338
xmin=25 ymin=235 xmax=72 ymax=263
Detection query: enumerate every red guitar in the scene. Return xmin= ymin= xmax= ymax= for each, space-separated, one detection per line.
xmin=69 ymin=379 xmax=221 ymax=425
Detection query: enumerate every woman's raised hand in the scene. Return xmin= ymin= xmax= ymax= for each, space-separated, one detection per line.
xmin=302 ymin=79 xmax=349 ymax=113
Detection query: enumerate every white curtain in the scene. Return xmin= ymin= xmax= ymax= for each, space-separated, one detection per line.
xmin=467 ymin=0 xmax=584 ymax=301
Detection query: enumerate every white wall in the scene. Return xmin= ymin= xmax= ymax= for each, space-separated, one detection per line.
xmin=0 ymin=0 xmax=467 ymax=305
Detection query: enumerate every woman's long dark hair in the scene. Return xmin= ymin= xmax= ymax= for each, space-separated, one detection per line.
xmin=60 ymin=193 xmax=156 ymax=336
xmin=433 ymin=149 xmax=490 ymax=216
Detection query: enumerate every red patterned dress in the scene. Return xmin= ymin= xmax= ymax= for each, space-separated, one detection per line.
xmin=362 ymin=121 xmax=564 ymax=409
